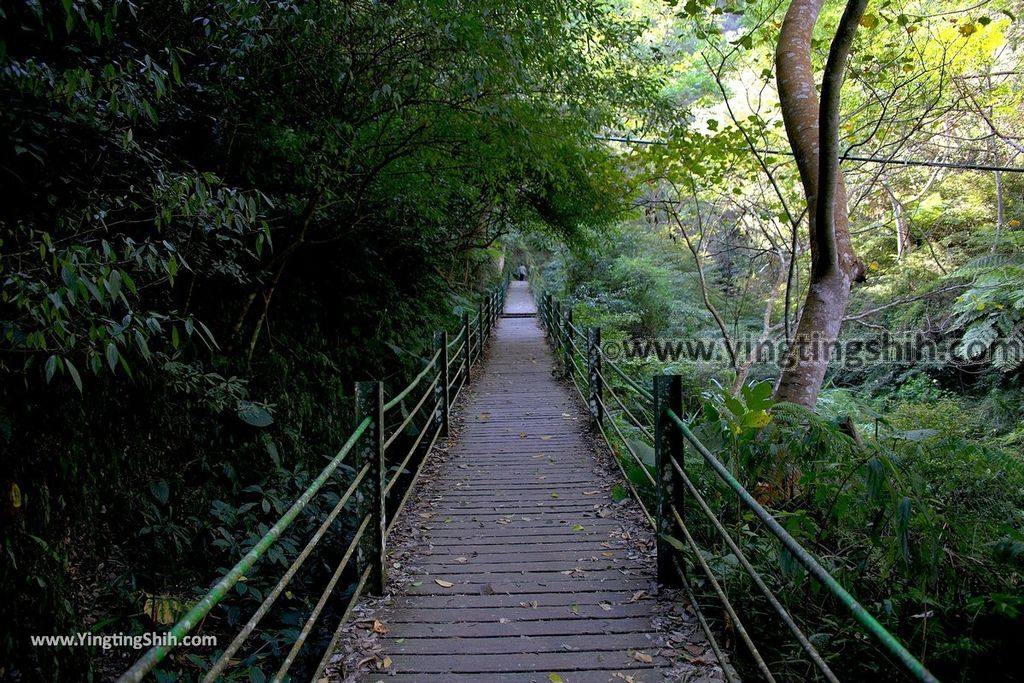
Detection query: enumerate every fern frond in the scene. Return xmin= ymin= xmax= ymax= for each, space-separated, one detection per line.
xmin=952 ymin=253 xmax=1024 ymax=277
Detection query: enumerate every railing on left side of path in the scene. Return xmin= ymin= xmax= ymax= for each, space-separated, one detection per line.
xmin=118 ymin=284 xmax=507 ymax=683
xmin=534 ymin=287 xmax=939 ymax=683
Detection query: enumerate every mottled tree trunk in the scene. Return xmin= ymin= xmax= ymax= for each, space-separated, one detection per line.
xmin=883 ymin=182 xmax=911 ymax=260
xmin=773 ymin=0 xmax=866 ymax=408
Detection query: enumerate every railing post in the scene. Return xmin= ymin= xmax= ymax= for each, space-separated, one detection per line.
xmin=488 ymin=291 xmax=495 ymax=332
xmin=478 ymin=302 xmax=485 ymax=355
xmin=434 ymin=331 xmax=450 ymax=437
xmin=462 ymin=312 xmax=472 ymax=383
xmin=354 ymin=381 xmax=386 ymax=594
xmin=654 ymin=374 xmax=683 ymax=586
xmin=562 ymin=308 xmax=573 ymax=378
xmin=587 ymin=327 xmax=603 ymax=428
xmin=552 ymin=300 xmax=561 ymax=344
xmin=485 ymin=296 xmax=491 ymax=338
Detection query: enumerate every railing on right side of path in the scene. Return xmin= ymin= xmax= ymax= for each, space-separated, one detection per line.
xmin=534 ymin=288 xmax=939 ymax=683
xmin=118 ymin=283 xmax=507 ymax=683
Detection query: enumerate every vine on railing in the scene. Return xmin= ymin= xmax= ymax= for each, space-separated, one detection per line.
xmin=535 ymin=287 xmax=939 ymax=683
xmin=118 ymin=284 xmax=507 ymax=682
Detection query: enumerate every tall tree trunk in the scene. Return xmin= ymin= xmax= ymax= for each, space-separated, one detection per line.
xmin=883 ymin=181 xmax=911 ymax=260
xmin=773 ymin=0 xmax=867 ymax=408
xmin=990 ymin=73 xmax=1005 ymax=253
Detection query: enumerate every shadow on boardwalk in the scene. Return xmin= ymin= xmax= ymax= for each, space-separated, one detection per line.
xmin=326 ymin=282 xmax=723 ymax=683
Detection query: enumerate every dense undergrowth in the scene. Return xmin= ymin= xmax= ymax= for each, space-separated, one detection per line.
xmin=531 ymin=219 xmax=1024 ymax=681
xmin=0 ymin=1 xmax=653 ymax=679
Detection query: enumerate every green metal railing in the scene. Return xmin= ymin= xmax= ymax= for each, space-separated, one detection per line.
xmin=118 ymin=284 xmax=507 ymax=682
xmin=535 ymin=287 xmax=939 ymax=683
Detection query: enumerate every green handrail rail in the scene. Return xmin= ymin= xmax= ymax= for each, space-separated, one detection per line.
xmin=383 ymin=347 xmax=441 ymax=412
xmin=119 ymin=284 xmax=506 ymax=682
xmin=534 ymin=287 xmax=939 ymax=683
xmin=117 ymin=416 xmax=372 ymax=682
xmin=667 ymin=407 xmax=938 ymax=683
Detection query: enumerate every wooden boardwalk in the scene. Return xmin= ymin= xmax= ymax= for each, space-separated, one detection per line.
xmin=335 ymin=282 xmax=719 ymax=682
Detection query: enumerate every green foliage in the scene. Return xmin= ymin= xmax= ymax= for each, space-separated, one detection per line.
xmin=1 ymin=0 xmax=659 ymax=678
xmin=949 ymin=238 xmax=1024 ymax=370
xmin=679 ymin=396 xmax=1024 ymax=680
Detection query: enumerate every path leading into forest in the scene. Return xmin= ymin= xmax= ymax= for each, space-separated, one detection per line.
xmin=334 ymin=281 xmax=721 ymax=682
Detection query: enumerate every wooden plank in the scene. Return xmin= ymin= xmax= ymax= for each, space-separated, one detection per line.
xmin=364 ymin=673 xmax=661 ymax=683
xmin=418 ymin=521 xmax=627 ymax=532
xmin=406 ymin=569 xmax=645 ymax=583
xmin=384 ymin=590 xmax=650 ymax=609
xmin=412 ymin=560 xmax=645 ymax=574
xmin=385 ymin=651 xmax=667 ymax=673
xmin=336 ymin=282 xmax=715 ymax=681
xmin=379 ymin=633 xmax=662 ymax=657
xmin=417 ymin=532 xmax=627 ymax=543
xmin=382 ymin=603 xmax=658 ymax=623
xmin=400 ymin=582 xmax=652 ymax=596
xmin=371 ymin=617 xmax=659 ymax=639
xmin=416 ymin=549 xmax=633 ymax=562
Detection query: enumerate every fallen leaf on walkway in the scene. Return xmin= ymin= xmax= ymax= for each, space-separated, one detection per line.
xmin=632 ymin=651 xmax=653 ymax=664
xmin=455 ymin=556 xmax=467 ymax=563
xmin=519 ymin=432 xmax=528 ymax=438
xmin=630 ymin=590 xmax=648 ymax=602
xmin=583 ymin=490 xmax=600 ymax=495
xmin=540 ymin=435 xmax=553 ymax=440
xmin=572 ymin=524 xmax=584 ymax=531
xmin=434 ymin=579 xmax=454 ymax=588
xmin=381 ymin=656 xmax=393 ymax=669
xmin=371 ymin=620 xmax=389 ymax=634
xmin=548 ymin=675 xmax=564 ymax=683
xmin=570 ymin=604 xmax=579 ymax=615
xmin=551 ymin=492 xmax=560 ymax=498
xmin=410 ymin=581 xmax=423 ymax=587
xmin=599 ymin=601 xmax=612 ymax=611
